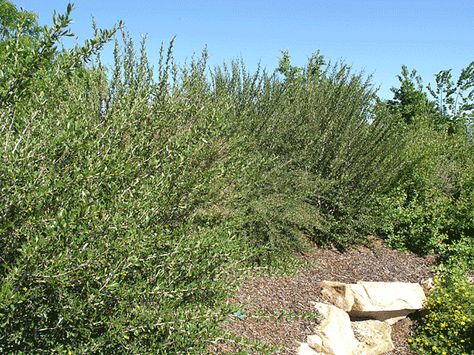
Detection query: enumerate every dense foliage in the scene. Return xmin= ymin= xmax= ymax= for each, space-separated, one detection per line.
xmin=410 ymin=238 xmax=474 ymax=354
xmin=382 ymin=58 xmax=473 ymax=355
xmin=0 ymin=1 xmax=472 ymax=352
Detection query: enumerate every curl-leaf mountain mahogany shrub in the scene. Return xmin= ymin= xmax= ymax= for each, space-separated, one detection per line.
xmin=1 ymin=0 xmax=473 ymax=352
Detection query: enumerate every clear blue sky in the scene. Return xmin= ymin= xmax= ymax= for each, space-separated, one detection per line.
xmin=14 ymin=0 xmax=474 ymax=99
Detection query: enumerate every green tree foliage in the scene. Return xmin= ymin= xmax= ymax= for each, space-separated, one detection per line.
xmin=241 ymin=52 xmax=406 ymax=252
xmin=387 ymin=65 xmax=436 ymax=124
xmin=380 ymin=62 xmax=473 ymax=254
xmin=0 ymin=1 xmax=117 ymax=113
xmin=428 ymin=62 xmax=474 ymax=133
xmin=0 ymin=0 xmax=39 ymax=40
xmin=382 ymin=63 xmax=473 ymax=355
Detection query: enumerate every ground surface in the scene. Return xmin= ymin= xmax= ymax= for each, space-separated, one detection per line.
xmin=211 ymin=237 xmax=436 ymax=354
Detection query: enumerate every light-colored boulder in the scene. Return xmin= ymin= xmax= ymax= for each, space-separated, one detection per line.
xmin=420 ymin=278 xmax=434 ymax=295
xmin=319 ymin=281 xmax=426 ymax=324
xmin=320 ymin=281 xmax=354 ymax=312
xmin=349 ymin=281 xmax=426 ymax=323
xmin=297 ymin=342 xmax=319 ymax=355
xmin=307 ymin=334 xmax=323 ymax=351
xmin=310 ymin=302 xmax=360 ymax=354
xmin=352 ymin=320 xmax=395 ymax=355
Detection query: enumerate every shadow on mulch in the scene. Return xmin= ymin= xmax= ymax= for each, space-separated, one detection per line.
xmin=211 ymin=237 xmax=436 ymax=354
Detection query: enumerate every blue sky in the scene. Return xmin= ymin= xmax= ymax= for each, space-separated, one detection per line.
xmin=14 ymin=0 xmax=474 ymax=99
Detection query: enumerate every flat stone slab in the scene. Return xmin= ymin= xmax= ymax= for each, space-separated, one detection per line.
xmin=320 ymin=281 xmax=354 ymax=312
xmin=350 ymin=281 xmax=426 ymax=323
xmin=321 ymin=281 xmax=426 ymax=324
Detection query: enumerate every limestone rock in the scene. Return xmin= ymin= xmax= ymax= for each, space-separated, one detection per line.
xmin=310 ymin=302 xmax=359 ymax=354
xmin=349 ymin=281 xmax=426 ymax=323
xmin=297 ymin=342 xmax=319 ymax=355
xmin=320 ymin=281 xmax=354 ymax=312
xmin=420 ymin=278 xmax=434 ymax=295
xmin=352 ymin=320 xmax=395 ymax=354
xmin=307 ymin=334 xmax=323 ymax=351
xmin=320 ymin=281 xmax=426 ymax=324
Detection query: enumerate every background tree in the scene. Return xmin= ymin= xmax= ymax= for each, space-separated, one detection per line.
xmin=0 ymin=1 xmax=118 ymax=113
xmin=387 ymin=65 xmax=436 ymax=124
xmin=428 ymin=62 xmax=474 ymax=133
xmin=0 ymin=0 xmax=39 ymax=40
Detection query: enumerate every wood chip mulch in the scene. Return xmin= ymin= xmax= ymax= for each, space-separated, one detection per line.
xmin=211 ymin=237 xmax=436 ymax=354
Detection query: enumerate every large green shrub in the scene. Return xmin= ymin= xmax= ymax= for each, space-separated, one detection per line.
xmin=0 ymin=5 xmax=252 ymax=350
xmin=1 ymin=1 xmax=471 ymax=352
xmin=378 ymin=63 xmax=474 ymax=255
xmin=378 ymin=124 xmax=473 ymax=253
xmin=233 ymin=52 xmax=407 ymax=251
xmin=384 ymin=64 xmax=474 ymax=355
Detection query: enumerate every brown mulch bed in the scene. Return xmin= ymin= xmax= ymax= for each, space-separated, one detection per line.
xmin=212 ymin=237 xmax=436 ymax=354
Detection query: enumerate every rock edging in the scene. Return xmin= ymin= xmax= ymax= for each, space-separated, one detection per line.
xmin=298 ymin=280 xmax=431 ymax=355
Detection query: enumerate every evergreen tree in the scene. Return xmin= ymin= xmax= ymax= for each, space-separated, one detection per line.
xmin=387 ymin=65 xmax=436 ymax=124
